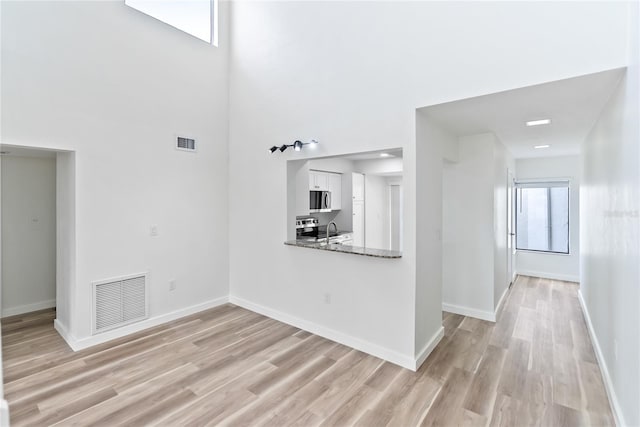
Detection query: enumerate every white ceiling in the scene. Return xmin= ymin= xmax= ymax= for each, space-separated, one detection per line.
xmin=341 ymin=148 xmax=403 ymax=161
xmin=422 ymin=68 xmax=625 ymax=159
xmin=0 ymin=144 xmax=59 ymax=159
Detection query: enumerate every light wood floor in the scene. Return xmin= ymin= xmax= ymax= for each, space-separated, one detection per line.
xmin=2 ymin=276 xmax=613 ymax=426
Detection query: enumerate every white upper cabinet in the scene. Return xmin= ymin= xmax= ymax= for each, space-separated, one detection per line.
xmin=309 ymin=170 xmax=342 ymax=210
xmin=309 ymin=170 xmax=330 ymax=191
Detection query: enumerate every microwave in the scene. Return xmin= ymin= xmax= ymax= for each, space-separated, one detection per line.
xmin=310 ymin=191 xmax=331 ymax=212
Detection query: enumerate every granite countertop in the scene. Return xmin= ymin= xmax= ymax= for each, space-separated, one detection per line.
xmin=284 ymin=240 xmax=402 ymax=259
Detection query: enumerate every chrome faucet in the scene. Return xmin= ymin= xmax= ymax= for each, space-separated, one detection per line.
xmin=326 ymin=221 xmax=338 ymax=243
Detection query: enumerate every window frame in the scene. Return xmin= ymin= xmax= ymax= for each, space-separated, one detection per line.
xmin=514 ymin=179 xmax=571 ymax=255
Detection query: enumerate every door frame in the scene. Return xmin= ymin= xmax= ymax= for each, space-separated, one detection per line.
xmin=507 ymin=168 xmax=516 ymax=286
xmin=0 ymin=144 xmax=75 ymax=325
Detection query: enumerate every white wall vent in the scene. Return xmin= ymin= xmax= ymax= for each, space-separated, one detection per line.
xmin=176 ymin=136 xmax=196 ymax=151
xmin=92 ymin=273 xmax=149 ymax=335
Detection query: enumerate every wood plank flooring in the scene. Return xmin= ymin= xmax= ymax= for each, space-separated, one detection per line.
xmin=2 ymin=276 xmax=614 ymax=426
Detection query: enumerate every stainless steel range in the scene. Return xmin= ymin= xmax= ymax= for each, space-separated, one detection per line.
xmin=296 ymin=217 xmax=320 ymax=239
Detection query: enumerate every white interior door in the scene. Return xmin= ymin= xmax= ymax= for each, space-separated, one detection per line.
xmin=507 ymin=169 xmax=515 ymax=285
xmin=352 ymin=172 xmax=365 ymax=201
xmin=389 ymin=184 xmax=402 ymax=251
xmin=352 ymin=200 xmax=365 ymax=247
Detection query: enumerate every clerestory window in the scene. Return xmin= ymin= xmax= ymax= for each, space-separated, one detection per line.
xmin=125 ymin=0 xmax=218 ymax=46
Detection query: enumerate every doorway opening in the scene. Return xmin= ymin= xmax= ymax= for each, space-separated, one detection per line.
xmin=0 ymin=145 xmax=75 ymax=336
xmin=388 ymin=183 xmax=403 ymax=252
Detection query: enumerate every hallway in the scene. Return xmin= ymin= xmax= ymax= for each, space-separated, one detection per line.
xmin=439 ymin=276 xmax=614 ymax=426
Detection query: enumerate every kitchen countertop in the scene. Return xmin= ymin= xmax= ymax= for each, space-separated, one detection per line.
xmin=284 ymin=240 xmax=402 ymax=259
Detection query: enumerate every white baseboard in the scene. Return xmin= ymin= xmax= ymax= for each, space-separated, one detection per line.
xmin=442 ymin=286 xmax=510 ymax=324
xmin=442 ymin=302 xmax=496 ymax=322
xmin=55 ymin=296 xmax=229 ymax=351
xmin=2 ymin=299 xmax=56 ymax=318
xmin=54 ymin=318 xmax=75 ymax=346
xmin=0 ymin=399 xmax=9 ymax=427
xmin=494 ymin=286 xmax=510 ymax=317
xmin=516 ymin=270 xmax=579 ymax=283
xmin=577 ymin=291 xmax=625 ymax=427
xmin=229 ymin=295 xmax=421 ymax=371
xmin=415 ymin=326 xmax=444 ymax=370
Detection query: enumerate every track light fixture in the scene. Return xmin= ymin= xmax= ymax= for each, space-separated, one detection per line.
xmin=269 ymin=139 xmax=319 ymax=154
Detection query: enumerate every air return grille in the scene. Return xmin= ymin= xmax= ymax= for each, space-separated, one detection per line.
xmin=176 ymin=136 xmax=196 ymax=151
xmin=92 ymin=273 xmax=148 ymax=334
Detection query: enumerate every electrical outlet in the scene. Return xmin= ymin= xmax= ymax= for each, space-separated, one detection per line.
xmin=150 ymin=225 xmax=158 ymax=237
xmin=323 ymin=293 xmax=331 ymax=304
xmin=169 ymin=280 xmax=176 ymax=291
xmin=614 ymin=339 xmax=618 ymax=362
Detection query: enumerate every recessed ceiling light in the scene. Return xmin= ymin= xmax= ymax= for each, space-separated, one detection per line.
xmin=534 ymin=145 xmax=550 ymax=149
xmin=526 ymin=119 xmax=552 ymax=127
xmin=379 ymin=153 xmax=391 ymax=157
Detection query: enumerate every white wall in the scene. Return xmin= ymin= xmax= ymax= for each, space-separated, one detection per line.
xmin=516 ymin=156 xmax=581 ymax=282
xmin=415 ymin=113 xmax=451 ymax=359
xmin=1 ymin=156 xmax=56 ymax=316
xmin=56 ymin=151 xmax=76 ymax=332
xmin=442 ymin=133 xmax=514 ymax=320
xmin=442 ymin=133 xmax=496 ymax=317
xmin=1 ymin=1 xmax=230 ymax=342
xmin=493 ymin=139 xmax=515 ymax=308
xmin=282 ymin=154 xmax=416 ymax=367
xmin=229 ymin=0 xmax=629 ymax=368
xmin=580 ymin=2 xmax=640 ymax=424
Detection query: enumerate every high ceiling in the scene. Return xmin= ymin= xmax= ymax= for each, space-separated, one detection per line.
xmin=423 ymin=68 xmax=625 ymax=159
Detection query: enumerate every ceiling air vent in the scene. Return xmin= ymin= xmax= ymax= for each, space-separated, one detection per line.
xmin=177 ymin=136 xmax=196 ymax=152
xmin=92 ymin=273 xmax=148 ymax=334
